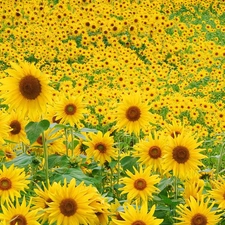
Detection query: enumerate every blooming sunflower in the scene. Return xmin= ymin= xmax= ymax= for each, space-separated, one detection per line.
xmin=175 ymin=196 xmax=221 ymax=225
xmin=0 ymin=110 xmax=10 ymax=144
xmin=0 ymin=197 xmax=41 ymax=225
xmin=164 ymin=120 xmax=185 ymax=138
xmin=0 ymin=61 xmax=53 ymax=120
xmin=46 ymin=178 xmax=96 ymax=225
xmin=6 ymin=110 xmax=29 ymax=144
xmin=163 ymin=132 xmax=206 ymax=179
xmin=0 ymin=164 xmax=30 ymax=204
xmin=120 ymin=166 xmax=160 ymax=202
xmin=112 ymin=202 xmax=163 ymax=225
xmin=133 ymin=131 xmax=167 ymax=172
xmin=116 ymin=93 xmax=151 ymax=136
xmin=83 ymin=131 xmax=117 ymax=165
xmin=209 ymin=176 xmax=225 ymax=210
xmin=54 ymin=94 xmax=86 ymax=126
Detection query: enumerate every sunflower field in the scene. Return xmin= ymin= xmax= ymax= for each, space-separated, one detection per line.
xmin=0 ymin=0 xmax=225 ymax=224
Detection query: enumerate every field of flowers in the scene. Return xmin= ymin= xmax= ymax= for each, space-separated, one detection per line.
xmin=0 ymin=0 xmax=225 ymax=224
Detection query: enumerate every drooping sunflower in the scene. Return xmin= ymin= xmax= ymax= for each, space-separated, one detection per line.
xmin=0 ymin=164 xmax=30 ymax=204
xmin=209 ymin=176 xmax=225 ymax=210
xmin=83 ymin=131 xmax=117 ymax=165
xmin=0 ymin=61 xmax=53 ymax=120
xmin=112 ymin=202 xmax=163 ymax=225
xmin=162 ymin=132 xmax=206 ymax=179
xmin=175 ymin=196 xmax=221 ymax=225
xmin=46 ymin=178 xmax=96 ymax=225
xmin=116 ymin=93 xmax=151 ymax=136
xmin=133 ymin=131 xmax=167 ymax=172
xmin=120 ymin=166 xmax=160 ymax=202
xmin=0 ymin=197 xmax=41 ymax=225
xmin=54 ymin=94 xmax=86 ymax=126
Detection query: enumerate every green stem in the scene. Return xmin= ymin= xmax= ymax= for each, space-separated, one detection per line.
xmin=42 ymin=131 xmax=49 ymax=188
xmin=71 ymin=127 xmax=74 ymax=157
xmin=216 ymin=142 xmax=225 ymax=178
xmin=64 ymin=127 xmax=69 ymax=156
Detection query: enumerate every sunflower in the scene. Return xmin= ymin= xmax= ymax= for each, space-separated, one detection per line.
xmin=32 ymin=181 xmax=61 ymax=224
xmin=209 ymin=176 xmax=225 ymax=210
xmin=116 ymin=93 xmax=151 ymax=136
xmin=120 ymin=166 xmax=160 ymax=202
xmin=0 ymin=164 xmax=30 ymax=204
xmin=164 ymin=120 xmax=185 ymax=138
xmin=112 ymin=201 xmax=163 ymax=225
xmin=133 ymin=131 xmax=167 ymax=172
xmin=175 ymin=196 xmax=221 ymax=225
xmin=6 ymin=110 xmax=29 ymax=144
xmin=162 ymin=132 xmax=206 ymax=179
xmin=0 ymin=110 xmax=10 ymax=144
xmin=0 ymin=61 xmax=53 ymax=120
xmin=46 ymin=178 xmax=96 ymax=225
xmin=54 ymin=94 xmax=86 ymax=126
xmin=0 ymin=197 xmax=41 ymax=225
xmin=83 ymin=131 xmax=117 ymax=165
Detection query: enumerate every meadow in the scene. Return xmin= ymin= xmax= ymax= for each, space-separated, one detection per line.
xmin=0 ymin=0 xmax=225 ymax=224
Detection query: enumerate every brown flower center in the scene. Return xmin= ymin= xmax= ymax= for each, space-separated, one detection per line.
xmin=132 ymin=220 xmax=146 ymax=225
xmin=36 ymin=136 xmax=43 ymax=145
xmin=64 ymin=104 xmax=76 ymax=115
xmin=52 ymin=116 xmax=61 ymax=124
xmin=191 ymin=213 xmax=207 ymax=225
xmin=116 ymin=212 xmax=125 ymax=220
xmin=19 ymin=75 xmax=42 ymax=100
xmin=59 ymin=198 xmax=77 ymax=217
xmin=10 ymin=120 xmax=21 ymax=135
xmin=45 ymin=198 xmax=53 ymax=208
xmin=10 ymin=214 xmax=27 ymax=225
xmin=134 ymin=178 xmax=147 ymax=190
xmin=172 ymin=145 xmax=190 ymax=163
xmin=95 ymin=143 xmax=106 ymax=153
xmin=171 ymin=131 xmax=181 ymax=138
xmin=126 ymin=106 xmax=141 ymax=121
xmin=0 ymin=177 xmax=12 ymax=190
xmin=149 ymin=146 xmax=161 ymax=159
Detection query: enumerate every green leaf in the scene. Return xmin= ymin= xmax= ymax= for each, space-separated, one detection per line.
xmin=51 ymin=167 xmax=98 ymax=186
xmin=25 ymin=120 xmax=50 ymax=145
xmin=120 ymin=156 xmax=138 ymax=173
xmin=48 ymin=154 xmax=69 ymax=169
xmin=5 ymin=153 xmax=34 ymax=167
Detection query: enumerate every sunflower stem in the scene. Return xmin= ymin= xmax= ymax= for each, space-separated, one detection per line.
xmin=64 ymin=127 xmax=69 ymax=156
xmin=216 ymin=142 xmax=225 ymax=178
xmin=42 ymin=131 xmax=49 ymax=188
xmin=71 ymin=127 xmax=74 ymax=156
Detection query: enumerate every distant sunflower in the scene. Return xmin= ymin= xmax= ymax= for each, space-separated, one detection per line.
xmin=209 ymin=177 xmax=225 ymax=210
xmin=175 ymin=196 xmax=221 ymax=225
xmin=83 ymin=131 xmax=117 ymax=165
xmin=0 ymin=164 xmax=30 ymax=204
xmin=112 ymin=202 xmax=163 ymax=225
xmin=47 ymin=178 xmax=96 ymax=225
xmin=0 ymin=62 xmax=52 ymax=119
xmin=164 ymin=120 xmax=184 ymax=138
xmin=133 ymin=131 xmax=166 ymax=172
xmin=120 ymin=166 xmax=160 ymax=202
xmin=116 ymin=93 xmax=151 ymax=136
xmin=0 ymin=197 xmax=41 ymax=225
xmin=163 ymin=132 xmax=206 ymax=179
xmin=0 ymin=110 xmax=10 ymax=144
xmin=6 ymin=110 xmax=28 ymax=144
xmin=54 ymin=95 xmax=86 ymax=126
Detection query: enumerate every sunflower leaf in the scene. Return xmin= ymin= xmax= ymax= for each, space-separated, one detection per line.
xmin=25 ymin=120 xmax=50 ymax=145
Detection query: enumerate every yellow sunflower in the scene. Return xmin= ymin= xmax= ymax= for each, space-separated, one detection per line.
xmin=112 ymin=201 xmax=163 ymax=225
xmin=46 ymin=178 xmax=96 ymax=225
xmin=120 ymin=166 xmax=160 ymax=202
xmin=54 ymin=95 xmax=86 ymax=126
xmin=0 ymin=61 xmax=53 ymax=120
xmin=6 ymin=110 xmax=29 ymax=144
xmin=164 ymin=120 xmax=185 ymax=138
xmin=0 ymin=197 xmax=41 ymax=225
xmin=0 ymin=164 xmax=30 ymax=204
xmin=116 ymin=93 xmax=151 ymax=136
xmin=32 ymin=181 xmax=61 ymax=224
xmin=83 ymin=131 xmax=117 ymax=165
xmin=209 ymin=176 xmax=225 ymax=210
xmin=175 ymin=196 xmax=221 ymax=225
xmin=163 ymin=132 xmax=206 ymax=179
xmin=133 ymin=131 xmax=167 ymax=172
xmin=0 ymin=110 xmax=10 ymax=144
